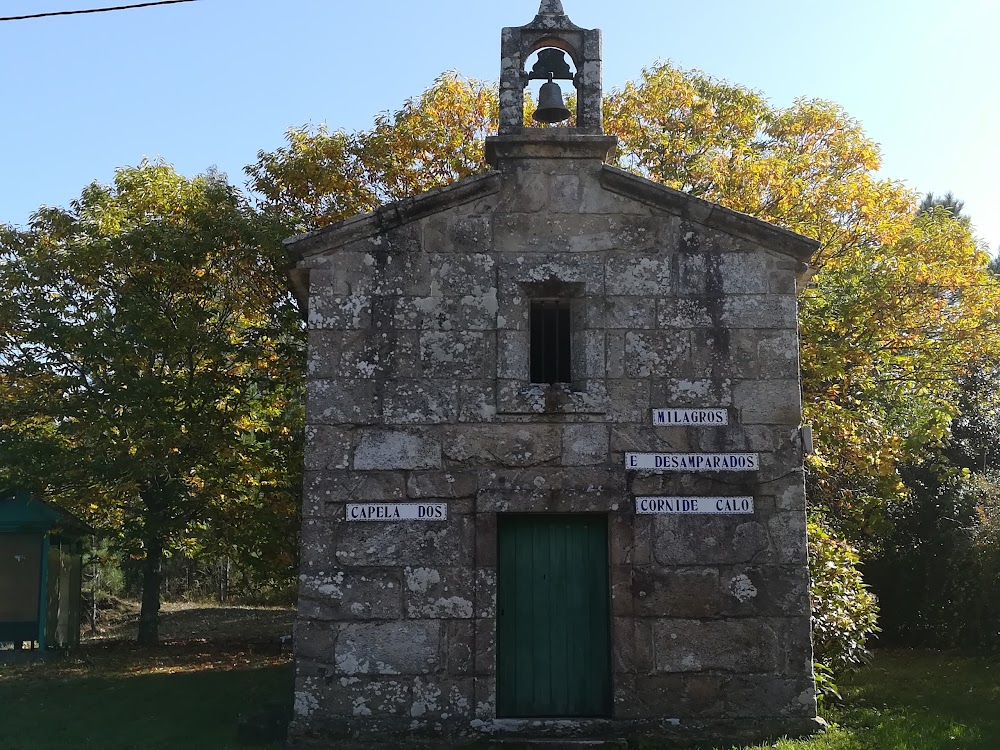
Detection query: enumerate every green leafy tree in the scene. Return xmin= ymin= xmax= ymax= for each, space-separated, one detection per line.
xmin=918 ymin=190 xmax=967 ymax=222
xmin=0 ymin=162 xmax=304 ymax=644
xmin=251 ymin=65 xmax=1000 ymax=542
xmin=247 ymin=65 xmax=1000 ymax=672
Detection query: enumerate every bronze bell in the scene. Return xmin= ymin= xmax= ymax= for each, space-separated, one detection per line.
xmin=533 ymin=80 xmax=571 ymax=124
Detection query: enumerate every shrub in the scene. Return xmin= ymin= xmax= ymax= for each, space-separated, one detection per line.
xmin=808 ymin=520 xmax=880 ymax=698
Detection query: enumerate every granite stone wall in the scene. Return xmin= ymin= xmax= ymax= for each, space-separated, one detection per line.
xmin=289 ymin=144 xmax=819 ymax=746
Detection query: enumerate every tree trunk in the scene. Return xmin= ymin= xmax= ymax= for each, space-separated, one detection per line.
xmin=137 ymin=535 xmax=163 ymax=646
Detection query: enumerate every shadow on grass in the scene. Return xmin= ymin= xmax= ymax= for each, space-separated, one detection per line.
xmin=1 ymin=648 xmax=997 ymax=750
xmin=0 ymin=658 xmax=293 ymax=750
xmin=86 ymin=603 xmax=295 ymax=644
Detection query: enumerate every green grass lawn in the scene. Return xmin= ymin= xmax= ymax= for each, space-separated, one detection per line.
xmin=0 ymin=639 xmax=293 ymax=750
xmin=1 ymin=639 xmax=997 ymax=750
xmin=736 ymin=650 xmax=1000 ymax=750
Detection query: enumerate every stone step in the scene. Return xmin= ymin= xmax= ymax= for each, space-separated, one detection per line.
xmin=487 ymin=740 xmax=627 ymax=750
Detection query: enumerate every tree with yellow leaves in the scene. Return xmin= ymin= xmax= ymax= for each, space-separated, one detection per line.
xmin=249 ymin=67 xmax=1000 ymax=542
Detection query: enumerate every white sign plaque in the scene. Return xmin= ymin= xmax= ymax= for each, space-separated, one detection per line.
xmin=625 ymin=453 xmax=759 ymax=471
xmin=346 ymin=503 xmax=448 ymax=522
xmin=637 ymin=496 xmax=755 ymax=515
xmin=652 ymin=408 xmax=729 ymax=426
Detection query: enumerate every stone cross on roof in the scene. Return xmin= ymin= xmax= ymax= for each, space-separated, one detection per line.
xmin=537 ymin=0 xmax=566 ymax=14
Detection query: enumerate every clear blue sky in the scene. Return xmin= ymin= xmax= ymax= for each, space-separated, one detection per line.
xmin=2 ymin=0 xmax=998 ymax=253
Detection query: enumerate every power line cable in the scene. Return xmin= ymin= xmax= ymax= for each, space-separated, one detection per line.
xmin=0 ymin=0 xmax=197 ymax=22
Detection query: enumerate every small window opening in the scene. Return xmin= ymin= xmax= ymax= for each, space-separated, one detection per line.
xmin=530 ymin=299 xmax=572 ymax=384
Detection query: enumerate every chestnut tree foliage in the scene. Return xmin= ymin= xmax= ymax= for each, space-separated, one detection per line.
xmin=248 ymin=67 xmax=1000 ymax=668
xmin=0 ymin=163 xmax=304 ymax=644
xmin=249 ymin=68 xmax=1000 ymax=539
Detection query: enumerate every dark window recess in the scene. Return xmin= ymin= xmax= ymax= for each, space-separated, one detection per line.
xmin=530 ymin=299 xmax=572 ymax=384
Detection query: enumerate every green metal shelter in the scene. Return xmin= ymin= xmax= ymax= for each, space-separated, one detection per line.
xmin=0 ymin=489 xmax=92 ymax=651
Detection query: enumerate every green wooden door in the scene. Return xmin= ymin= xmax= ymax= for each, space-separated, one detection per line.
xmin=496 ymin=514 xmax=612 ymax=718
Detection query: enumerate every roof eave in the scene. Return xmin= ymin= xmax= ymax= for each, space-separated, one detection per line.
xmin=284 ymin=171 xmax=502 ymax=263
xmin=600 ymin=166 xmax=821 ymax=268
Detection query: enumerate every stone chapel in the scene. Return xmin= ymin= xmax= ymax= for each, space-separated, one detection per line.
xmin=287 ymin=1 xmax=822 ymax=746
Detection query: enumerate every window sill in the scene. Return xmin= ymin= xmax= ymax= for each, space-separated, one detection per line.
xmin=497 ymin=380 xmax=609 ymax=415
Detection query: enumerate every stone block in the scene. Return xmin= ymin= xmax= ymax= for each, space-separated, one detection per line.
xmin=606 ymin=254 xmax=673 ymax=296
xmin=474 ymin=677 xmax=497 ymax=720
xmin=549 ymin=173 xmax=583 ymax=213
xmin=458 ymin=291 xmax=500 ymax=330
xmin=604 ymin=296 xmax=657 ymax=329
xmin=769 ymin=269 xmax=797 ymax=295
xmin=580 ymin=174 xmax=656 ymax=215
xmin=653 ymin=619 xmax=778 ymax=673
xmin=447 ymin=620 xmax=474 ymax=675
xmin=429 ymin=253 xmax=496 ymax=297
xmin=308 ymin=293 xmax=371 ymax=330
xmin=722 ymin=295 xmax=797 ymax=329
xmin=724 ymin=675 xmax=817 ymax=718
xmin=423 ymin=214 xmax=492 ymax=255
xmin=353 ymin=429 xmax=441 ymax=470
xmin=625 ymin=331 xmax=690 ymax=378
xmin=419 ymin=331 xmax=486 ymax=378
xmin=304 ymin=426 xmax=354 ymax=471
xmin=403 ymin=566 xmax=475 ymax=619
xmin=771 ymin=473 xmax=806 ymax=511
xmin=475 ymin=568 xmax=497 ymax=618
xmin=443 ymin=425 xmax=561 ymax=467
xmin=575 ymin=328 xmax=606 ymax=379
xmin=610 ymin=514 xmax=633 ymax=566
xmin=634 ymin=673 xmax=725 ymax=718
xmin=335 ymin=250 xmax=431 ymax=298
xmin=335 ymin=621 xmax=441 ymax=675
xmin=496 ymin=331 xmax=528 ymax=379
xmin=392 ymin=296 xmax=459 ymax=331
xmin=633 ymin=568 xmax=721 ymax=618
xmin=610 ymin=426 xmax=691 ymax=454
xmin=606 ymin=331 xmax=626 ymax=378
xmin=717 ymin=566 xmax=810 ymax=618
xmin=475 ymin=513 xmax=497 ymax=566
xmin=612 ymin=617 xmax=635 ymax=673
xmin=766 ymin=512 xmax=809 ymax=564
xmin=298 ymin=569 xmax=403 ymax=621
xmin=756 ymin=330 xmax=801 ymax=379
xmin=774 ymin=616 xmax=816 ymax=677
xmin=307 ymin=379 xmax=380 ymax=425
xmin=294 ymin=619 xmax=338 ymax=662
xmin=497 ymin=380 xmax=610 ymax=415
xmin=294 ymin=676 xmax=412 ymax=721
xmin=633 ymin=617 xmax=656 ymax=673
xmin=657 ymin=298 xmax=714 ymax=329
xmin=562 ymin=424 xmax=609 ymax=465
xmin=383 ymin=381 xmax=460 ymax=425
xmin=302 ymin=472 xmax=406 ymax=515
xmin=677 ymin=252 xmax=769 ymax=296
xmin=606 ymin=379 xmax=650 ymax=423
xmin=459 ymin=381 xmax=498 ymax=423
xmin=334 ymin=516 xmax=473 ymax=567
xmin=688 ymin=329 xmax=757 ymax=380
xmin=734 ymin=379 xmax=802 ymax=425
xmin=497 ymin=251 xmax=605 ymax=295
xmin=474 ymin=618 xmax=496 ymax=675
xmin=407 ymin=471 xmax=478 ymax=500
xmin=308 ymin=330 xmax=379 ymax=380
xmin=410 ymin=677 xmax=476 ymax=720
xmin=655 ymin=377 xmax=733 ymax=408
xmin=499 ymin=170 xmax=549 ymax=213
xmin=652 ymin=516 xmax=770 ymax=566
xmin=689 ymin=424 xmax=780 ymax=454
xmin=611 ymin=565 xmax=633 ymax=616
